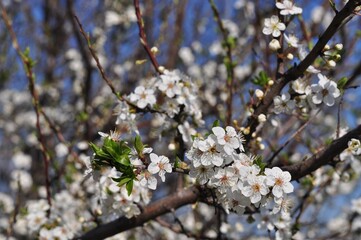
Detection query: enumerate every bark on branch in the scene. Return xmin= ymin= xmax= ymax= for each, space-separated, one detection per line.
xmin=282 ymin=124 xmax=361 ymax=180
xmin=76 ymin=186 xmax=200 ymax=240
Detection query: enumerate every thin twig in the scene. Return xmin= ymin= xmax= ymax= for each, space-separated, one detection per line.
xmin=209 ymin=0 xmax=235 ymax=126
xmin=134 ymin=0 xmax=162 ymax=74
xmin=0 ymin=2 xmax=52 ymax=211
xmin=73 ymin=13 xmax=167 ymax=117
xmin=336 ymin=94 xmax=344 ymax=138
xmin=72 ymin=14 xmax=121 ymax=100
xmin=267 ymin=109 xmax=321 ymax=166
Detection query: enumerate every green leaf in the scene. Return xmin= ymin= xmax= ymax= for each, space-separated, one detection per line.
xmin=126 ymin=180 xmax=134 ymax=196
xmin=134 ymin=135 xmax=144 ymax=156
xmin=90 ymin=142 xmax=112 ymax=163
xmin=103 ymin=138 xmax=131 ymax=166
xmin=174 ymin=156 xmax=181 ymax=168
xmin=212 ymin=119 xmax=220 ymax=128
xmin=252 ymin=71 xmax=269 ymax=87
xmin=117 ymin=176 xmax=132 ymax=186
xmin=337 ymin=77 xmax=348 ymax=90
xmin=253 ymin=156 xmax=266 ymax=172
xmin=111 ymin=177 xmax=122 ymax=182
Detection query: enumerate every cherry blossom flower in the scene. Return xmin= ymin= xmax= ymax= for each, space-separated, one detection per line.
xmin=276 ymin=0 xmax=303 ymax=15
xmin=212 ymin=126 xmax=241 ymax=155
xmin=242 ymin=175 xmax=269 ymax=204
xmin=129 ymin=86 xmax=156 ymax=109
xmin=291 ymin=78 xmax=307 ymax=94
xmin=189 ymin=164 xmax=215 ymax=185
xmin=273 ymin=196 xmax=294 ymax=217
xmin=148 ymin=153 xmax=172 ymax=182
xmin=226 ymin=190 xmax=250 ymax=215
xmin=348 ymin=138 xmax=361 ymax=155
xmin=186 ymin=138 xmax=203 ymax=167
xmin=284 ymin=34 xmax=299 ymax=48
xmin=198 ymin=135 xmax=224 ymax=166
xmin=212 ymin=168 xmax=238 ymax=189
xmin=262 ymin=15 xmax=286 ymax=38
xmin=265 ymin=167 xmax=294 ymax=198
xmin=157 ymin=70 xmax=182 ymax=98
xmin=139 ymin=170 xmax=157 ymax=190
xmin=178 ymin=121 xmax=197 ymax=144
xmin=309 ymin=74 xmax=340 ymax=106
xmin=27 ymin=211 xmax=47 ymax=232
xmin=12 ymin=152 xmax=32 ymax=170
xmin=273 ymin=92 xmax=296 ymax=114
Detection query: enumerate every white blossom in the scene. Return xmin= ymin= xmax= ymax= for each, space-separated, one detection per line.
xmin=212 ymin=168 xmax=238 ymax=189
xmin=139 ymin=170 xmax=158 ymax=190
xmin=242 ymin=175 xmax=269 ymax=204
xmin=348 ymin=138 xmax=361 ymax=155
xmin=309 ymin=74 xmax=340 ymax=106
xmin=198 ymin=135 xmax=224 ymax=166
xmin=212 ymin=126 xmax=241 ymax=155
xmin=148 ymin=153 xmax=172 ymax=182
xmin=189 ymin=164 xmax=215 ymax=185
xmin=265 ymin=167 xmax=294 ymax=198
xmin=276 ymin=0 xmax=303 ymax=15
xmin=262 ymin=15 xmax=286 ymax=37
xmin=129 ymin=86 xmax=156 ymax=109
xmin=273 ymin=92 xmax=295 ymax=114
xmin=284 ymin=34 xmax=299 ymax=48
xmin=157 ymin=70 xmax=182 ymax=98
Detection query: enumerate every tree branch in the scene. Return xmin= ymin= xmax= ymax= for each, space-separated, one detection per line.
xmin=282 ymin=124 xmax=361 ymax=180
xmin=245 ymin=0 xmax=361 ymax=143
xmin=76 ymin=186 xmax=200 ymax=240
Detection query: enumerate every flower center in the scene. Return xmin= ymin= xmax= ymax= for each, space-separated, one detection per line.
xmin=252 ymin=183 xmax=261 ymax=192
xmin=275 ymin=177 xmax=284 ymax=186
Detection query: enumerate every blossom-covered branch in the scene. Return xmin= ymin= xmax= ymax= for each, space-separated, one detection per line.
xmin=245 ymin=0 xmax=361 ymax=143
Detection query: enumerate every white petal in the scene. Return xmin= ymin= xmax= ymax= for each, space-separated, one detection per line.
xmin=212 ymin=127 xmax=225 ymax=137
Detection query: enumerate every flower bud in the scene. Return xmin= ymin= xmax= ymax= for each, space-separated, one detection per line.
xmin=151 ymin=46 xmax=159 ymax=54
xmin=255 ymin=89 xmax=264 ymax=99
xmin=269 ymin=39 xmax=281 ymax=51
xmin=158 ymin=66 xmax=165 ymax=72
xmin=327 ymin=60 xmax=336 ymax=67
xmin=335 ymin=43 xmax=343 ymax=51
xmin=258 ymin=114 xmax=267 ymax=123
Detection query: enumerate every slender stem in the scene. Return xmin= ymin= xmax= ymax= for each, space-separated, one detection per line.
xmin=134 ymin=0 xmax=162 ymax=74
xmin=73 ymin=14 xmax=121 ymax=101
xmin=0 ymin=3 xmax=52 ymax=211
xmin=209 ymin=0 xmax=235 ymax=126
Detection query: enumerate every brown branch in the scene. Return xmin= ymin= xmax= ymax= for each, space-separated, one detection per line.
xmin=76 ymin=186 xmax=200 ymax=240
xmin=209 ymin=0 xmax=235 ymax=126
xmin=0 ymin=2 xmax=52 ymax=210
xmin=134 ymin=0 xmax=162 ymax=74
xmin=72 ymin=14 xmax=121 ymax=100
xmin=245 ymin=0 xmax=361 ymax=143
xmin=282 ymin=124 xmax=361 ymax=180
xmin=165 ymin=0 xmax=187 ymax=69
xmin=73 ymin=13 xmax=168 ymax=117
xmin=267 ymin=109 xmax=321 ymax=165
xmin=66 ymin=0 xmax=94 ymax=139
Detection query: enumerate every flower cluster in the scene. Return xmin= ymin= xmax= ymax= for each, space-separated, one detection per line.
xmin=186 ymin=126 xmax=294 ymax=222
xmin=115 ymin=69 xmax=202 ymax=139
